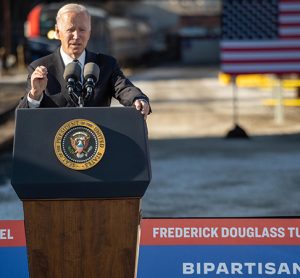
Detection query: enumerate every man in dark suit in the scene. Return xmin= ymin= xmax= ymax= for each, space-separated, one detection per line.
xmin=18 ymin=3 xmax=150 ymax=119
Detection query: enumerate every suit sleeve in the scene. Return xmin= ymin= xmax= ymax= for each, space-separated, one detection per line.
xmin=17 ymin=63 xmax=60 ymax=108
xmin=17 ymin=65 xmax=35 ymax=108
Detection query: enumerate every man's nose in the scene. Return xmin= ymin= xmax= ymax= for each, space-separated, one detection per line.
xmin=72 ymin=30 xmax=79 ymax=39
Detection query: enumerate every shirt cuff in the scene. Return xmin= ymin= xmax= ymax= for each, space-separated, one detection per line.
xmin=27 ymin=92 xmax=43 ymax=108
xmin=135 ymin=98 xmax=149 ymax=104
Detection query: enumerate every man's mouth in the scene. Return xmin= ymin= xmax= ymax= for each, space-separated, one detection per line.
xmin=70 ymin=43 xmax=81 ymax=47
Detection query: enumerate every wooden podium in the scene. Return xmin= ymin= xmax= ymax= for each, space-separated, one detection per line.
xmin=11 ymin=107 xmax=151 ymax=278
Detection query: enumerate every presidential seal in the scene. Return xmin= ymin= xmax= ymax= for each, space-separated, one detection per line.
xmin=54 ymin=119 xmax=105 ymax=170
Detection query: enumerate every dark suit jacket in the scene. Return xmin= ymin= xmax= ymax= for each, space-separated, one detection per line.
xmin=18 ymin=48 xmax=149 ymax=108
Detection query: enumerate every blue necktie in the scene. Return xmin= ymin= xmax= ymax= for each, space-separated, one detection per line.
xmin=73 ymin=59 xmax=83 ymax=82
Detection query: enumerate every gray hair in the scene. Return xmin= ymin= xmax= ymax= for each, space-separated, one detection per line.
xmin=56 ymin=3 xmax=91 ymax=28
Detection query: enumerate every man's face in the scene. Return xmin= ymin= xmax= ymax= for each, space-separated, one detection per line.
xmin=56 ymin=11 xmax=91 ymax=59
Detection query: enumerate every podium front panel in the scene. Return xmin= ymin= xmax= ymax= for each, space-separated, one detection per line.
xmin=12 ymin=107 xmax=151 ymax=199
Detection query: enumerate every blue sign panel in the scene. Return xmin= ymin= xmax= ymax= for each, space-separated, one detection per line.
xmin=138 ymin=246 xmax=300 ymax=277
xmin=0 ymin=247 xmax=29 ymax=278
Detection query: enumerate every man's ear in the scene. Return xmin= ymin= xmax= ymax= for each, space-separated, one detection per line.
xmin=55 ymin=24 xmax=60 ymax=40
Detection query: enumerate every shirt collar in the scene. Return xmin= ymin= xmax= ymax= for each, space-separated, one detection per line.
xmin=60 ymin=47 xmax=86 ymax=67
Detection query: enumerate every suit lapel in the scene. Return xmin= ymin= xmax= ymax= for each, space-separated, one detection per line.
xmin=85 ymin=50 xmax=98 ymax=64
xmin=53 ymin=48 xmax=66 ymax=91
xmin=84 ymin=50 xmax=101 ymax=106
xmin=52 ymin=48 xmax=76 ymax=106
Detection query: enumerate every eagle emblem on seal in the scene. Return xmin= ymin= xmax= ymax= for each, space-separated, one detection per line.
xmin=69 ymin=131 xmax=93 ymax=159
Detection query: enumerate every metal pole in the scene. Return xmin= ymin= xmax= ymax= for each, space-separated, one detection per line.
xmin=225 ymin=75 xmax=249 ymax=138
xmin=232 ymin=75 xmax=239 ymax=125
xmin=274 ymin=76 xmax=284 ymax=124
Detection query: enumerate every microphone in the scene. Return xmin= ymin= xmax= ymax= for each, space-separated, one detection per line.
xmin=83 ymin=62 xmax=100 ymax=102
xmin=63 ymin=61 xmax=82 ymax=94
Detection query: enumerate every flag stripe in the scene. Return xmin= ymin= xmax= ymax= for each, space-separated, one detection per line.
xmin=279 ymin=35 xmax=300 ymax=38
xmin=280 ymin=27 xmax=300 ymax=35
xmin=221 ymin=59 xmax=300 ymax=64
xmin=279 ymin=15 xmax=300 ymax=23
xmin=223 ymin=63 xmax=300 ymax=74
xmin=222 ymin=52 xmax=300 ymax=60
xmin=280 ymin=23 xmax=300 ymax=27
xmin=222 ymin=47 xmax=300 ymax=52
xmin=279 ymin=3 xmax=300 ymax=10
xmin=221 ymin=39 xmax=300 ymax=49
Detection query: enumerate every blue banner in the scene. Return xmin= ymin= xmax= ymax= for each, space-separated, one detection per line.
xmin=0 ymin=247 xmax=29 ymax=278
xmin=138 ymin=246 xmax=300 ymax=277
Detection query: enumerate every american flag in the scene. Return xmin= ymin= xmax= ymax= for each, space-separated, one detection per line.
xmin=221 ymin=0 xmax=300 ymax=75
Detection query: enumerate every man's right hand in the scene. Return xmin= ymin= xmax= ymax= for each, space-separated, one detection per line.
xmin=29 ymin=66 xmax=48 ymax=100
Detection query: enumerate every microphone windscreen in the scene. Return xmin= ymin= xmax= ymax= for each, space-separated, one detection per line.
xmin=83 ymin=63 xmax=100 ymax=82
xmin=63 ymin=62 xmax=81 ymax=82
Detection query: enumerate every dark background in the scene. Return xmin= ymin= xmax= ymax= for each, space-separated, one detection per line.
xmin=0 ymin=0 xmax=141 ymax=65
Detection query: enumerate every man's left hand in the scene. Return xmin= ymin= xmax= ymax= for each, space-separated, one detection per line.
xmin=134 ymin=99 xmax=150 ymax=120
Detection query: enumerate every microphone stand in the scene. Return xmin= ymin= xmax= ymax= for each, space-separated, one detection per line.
xmin=78 ymin=96 xmax=84 ymax=107
xmin=76 ymin=81 xmax=84 ymax=107
xmin=66 ymin=78 xmax=79 ymax=107
xmin=83 ymin=78 xmax=96 ymax=104
xmin=67 ymin=80 xmax=84 ymax=107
